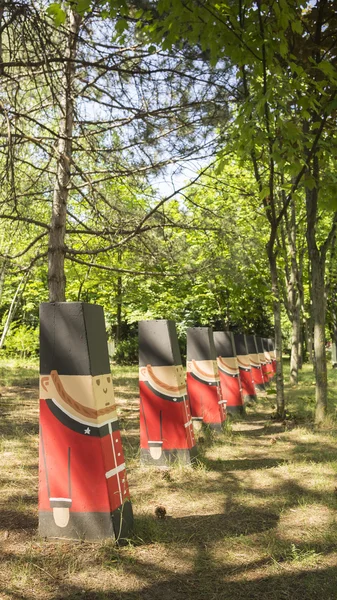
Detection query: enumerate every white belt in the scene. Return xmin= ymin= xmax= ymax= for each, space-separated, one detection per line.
xmin=49 ymin=497 xmax=71 ymax=503
xmin=105 ymin=463 xmax=125 ymax=479
xmin=184 ymin=420 xmax=192 ymax=428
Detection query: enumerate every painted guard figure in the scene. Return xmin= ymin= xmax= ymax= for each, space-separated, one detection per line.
xmin=139 ymin=320 xmax=196 ymax=466
xmin=186 ymin=327 xmax=226 ymax=430
xmin=233 ymin=333 xmax=257 ymax=404
xmin=256 ymin=336 xmax=270 ymax=388
xmin=39 ymin=302 xmax=133 ymax=541
xmin=213 ymin=330 xmax=244 ymax=415
xmin=245 ymin=334 xmax=265 ymax=392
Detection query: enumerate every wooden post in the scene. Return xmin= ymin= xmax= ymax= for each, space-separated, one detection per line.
xmin=233 ymin=333 xmax=257 ymax=405
xmin=186 ymin=327 xmax=226 ymax=430
xmin=213 ymin=330 xmax=245 ymax=415
xmin=139 ymin=319 xmax=197 ymax=466
xmin=39 ymin=302 xmax=133 ymax=541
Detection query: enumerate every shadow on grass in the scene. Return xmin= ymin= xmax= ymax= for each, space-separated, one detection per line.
xmin=0 ymin=416 xmax=39 ymax=438
xmin=132 ymin=506 xmax=280 ymax=546
xmin=232 ymin=423 xmax=287 ymax=436
xmin=203 ymin=457 xmax=288 ymax=472
xmin=2 ymin=362 xmax=337 ymax=600
xmin=283 ymin=438 xmax=337 ymax=463
xmin=0 ymin=509 xmax=37 ymax=531
xmin=2 ymin=469 xmax=337 ymax=599
xmin=0 ymin=492 xmax=38 ymax=532
xmin=2 ymin=547 xmax=337 ymax=600
xmin=56 ymin=562 xmax=337 ymax=600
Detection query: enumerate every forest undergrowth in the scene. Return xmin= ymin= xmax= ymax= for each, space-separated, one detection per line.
xmin=1 ymin=359 xmax=337 ymax=599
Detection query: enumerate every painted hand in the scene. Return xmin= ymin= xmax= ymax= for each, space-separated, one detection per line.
xmin=53 ymin=507 xmax=70 ymax=528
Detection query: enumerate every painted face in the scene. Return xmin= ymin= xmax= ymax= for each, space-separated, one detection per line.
xmin=217 ymin=356 xmax=239 ymax=373
xmin=139 ymin=364 xmax=186 ymax=396
xmin=40 ymin=374 xmax=95 ymax=408
xmin=187 ymin=360 xmax=220 ymax=381
xmin=92 ymin=374 xmax=115 ymax=411
xmin=40 ymin=372 xmax=116 ymax=424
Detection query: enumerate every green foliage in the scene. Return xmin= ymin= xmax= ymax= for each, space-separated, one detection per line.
xmin=74 ymin=0 xmax=92 ymax=15
xmin=113 ymin=337 xmax=138 ymax=365
xmin=46 ymin=3 xmax=66 ymax=25
xmin=2 ymin=324 xmax=39 ymax=358
xmin=8 ymin=0 xmax=337 ymax=372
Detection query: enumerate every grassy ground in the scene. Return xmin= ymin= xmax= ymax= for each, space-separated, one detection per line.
xmin=1 ymin=359 xmax=337 ymax=599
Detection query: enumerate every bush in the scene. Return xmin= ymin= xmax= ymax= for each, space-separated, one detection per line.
xmin=113 ymin=337 xmax=138 ymax=365
xmin=2 ymin=324 xmax=39 ymax=358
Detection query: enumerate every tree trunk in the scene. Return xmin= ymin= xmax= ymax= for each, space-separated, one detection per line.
xmin=268 ymin=245 xmax=285 ymax=418
xmin=331 ymin=313 xmax=337 ymax=368
xmin=290 ymin=297 xmax=301 ymax=384
xmin=304 ymin=317 xmax=313 ymax=363
xmin=0 ymin=258 xmax=6 ymax=302
xmin=306 ymin=183 xmax=328 ymax=423
xmin=280 ymin=190 xmax=302 ymax=384
xmin=48 ymin=9 xmax=81 ymax=302
xmin=312 ymin=255 xmax=327 ymax=422
xmin=298 ymin=324 xmax=303 ymax=369
xmin=298 ymin=251 xmax=304 ymax=369
xmin=116 ymin=274 xmax=122 ymax=345
xmin=288 ymin=197 xmax=301 ymax=384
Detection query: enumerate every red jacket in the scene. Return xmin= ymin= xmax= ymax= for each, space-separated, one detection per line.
xmin=39 ymin=399 xmax=130 ymax=514
xmin=139 ymin=381 xmax=195 ymax=450
xmin=186 ymin=371 xmax=226 ymax=425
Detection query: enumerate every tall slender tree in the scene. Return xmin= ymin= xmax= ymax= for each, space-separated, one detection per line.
xmin=49 ymin=8 xmax=81 ymax=302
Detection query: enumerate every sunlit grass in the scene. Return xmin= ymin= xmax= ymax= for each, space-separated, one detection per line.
xmin=2 ymin=359 xmax=337 ymax=599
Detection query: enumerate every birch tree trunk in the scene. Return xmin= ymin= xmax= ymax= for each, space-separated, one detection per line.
xmin=48 ymin=9 xmax=81 ymax=302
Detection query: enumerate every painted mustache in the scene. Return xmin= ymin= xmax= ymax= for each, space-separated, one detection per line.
xmin=50 ymin=370 xmax=116 ymax=419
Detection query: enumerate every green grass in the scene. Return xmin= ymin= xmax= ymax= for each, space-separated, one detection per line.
xmin=2 ymin=359 xmax=337 ymax=599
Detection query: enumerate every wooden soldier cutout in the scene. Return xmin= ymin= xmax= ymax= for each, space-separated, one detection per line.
xmin=186 ymin=327 xmax=226 ymax=430
xmin=233 ymin=333 xmax=257 ymax=404
xmin=139 ymin=320 xmax=197 ymax=466
xmin=255 ymin=336 xmax=270 ymax=388
xmin=262 ymin=337 xmax=274 ymax=382
xmin=213 ymin=330 xmax=244 ymax=415
xmin=245 ymin=334 xmax=265 ymax=392
xmin=39 ymin=302 xmax=133 ymax=541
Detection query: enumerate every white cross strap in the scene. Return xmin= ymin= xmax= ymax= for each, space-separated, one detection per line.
xmin=105 ymin=463 xmax=126 ymax=479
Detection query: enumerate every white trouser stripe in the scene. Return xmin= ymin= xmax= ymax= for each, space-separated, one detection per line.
xmin=105 ymin=463 xmax=126 ymax=479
